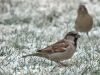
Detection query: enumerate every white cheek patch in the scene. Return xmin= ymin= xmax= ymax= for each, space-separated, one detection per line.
xmin=63 ymin=48 xmax=68 ymax=51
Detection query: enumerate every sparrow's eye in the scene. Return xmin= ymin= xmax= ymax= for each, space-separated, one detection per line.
xmin=78 ymin=5 xmax=87 ymax=14
xmin=81 ymin=7 xmax=85 ymax=11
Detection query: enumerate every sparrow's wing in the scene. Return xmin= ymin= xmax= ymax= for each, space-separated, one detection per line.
xmin=37 ymin=40 xmax=69 ymax=54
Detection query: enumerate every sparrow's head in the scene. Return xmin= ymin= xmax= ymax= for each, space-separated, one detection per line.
xmin=64 ymin=31 xmax=80 ymax=47
xmin=65 ymin=31 xmax=80 ymax=39
xmin=78 ymin=4 xmax=88 ymax=15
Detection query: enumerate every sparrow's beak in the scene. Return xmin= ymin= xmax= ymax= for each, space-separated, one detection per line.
xmin=75 ymin=34 xmax=80 ymax=38
xmin=77 ymin=34 xmax=80 ymax=38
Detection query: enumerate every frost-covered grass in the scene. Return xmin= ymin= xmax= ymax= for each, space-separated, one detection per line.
xmin=0 ymin=0 xmax=100 ymax=75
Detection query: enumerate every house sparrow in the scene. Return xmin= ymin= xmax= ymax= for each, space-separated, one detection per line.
xmin=22 ymin=31 xmax=80 ymax=66
xmin=75 ymin=4 xmax=93 ymax=36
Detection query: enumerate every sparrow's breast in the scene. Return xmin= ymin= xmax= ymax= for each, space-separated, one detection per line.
xmin=75 ymin=15 xmax=93 ymax=32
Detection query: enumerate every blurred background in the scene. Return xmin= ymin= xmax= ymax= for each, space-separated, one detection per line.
xmin=0 ymin=0 xmax=100 ymax=75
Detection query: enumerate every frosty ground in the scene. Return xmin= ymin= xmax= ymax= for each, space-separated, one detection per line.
xmin=0 ymin=0 xmax=100 ymax=75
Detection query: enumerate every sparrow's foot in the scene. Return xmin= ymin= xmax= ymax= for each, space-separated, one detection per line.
xmin=86 ymin=32 xmax=91 ymax=40
xmin=56 ymin=61 xmax=68 ymax=67
xmin=58 ymin=63 xmax=68 ymax=67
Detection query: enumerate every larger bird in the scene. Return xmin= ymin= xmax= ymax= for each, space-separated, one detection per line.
xmin=75 ymin=4 xmax=93 ymax=36
xmin=22 ymin=31 xmax=80 ymax=66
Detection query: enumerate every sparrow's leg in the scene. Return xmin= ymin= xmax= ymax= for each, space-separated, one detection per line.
xmin=50 ymin=62 xmax=68 ymax=72
xmin=58 ymin=62 xmax=68 ymax=67
xmin=86 ymin=32 xmax=90 ymax=40
xmin=55 ymin=61 xmax=68 ymax=67
xmin=50 ymin=65 xmax=57 ymax=72
xmin=50 ymin=61 xmax=66 ymax=72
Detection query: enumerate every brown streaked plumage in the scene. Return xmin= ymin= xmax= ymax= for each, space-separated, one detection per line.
xmin=22 ymin=31 xmax=80 ymax=66
xmin=75 ymin=4 xmax=93 ymax=36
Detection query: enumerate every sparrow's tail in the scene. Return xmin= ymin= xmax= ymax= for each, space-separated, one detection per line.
xmin=22 ymin=53 xmax=48 ymax=58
